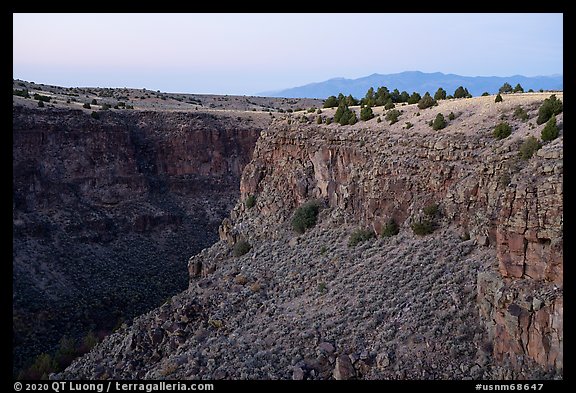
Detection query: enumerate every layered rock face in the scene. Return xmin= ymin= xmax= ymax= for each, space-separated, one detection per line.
xmin=13 ymin=106 xmax=261 ymax=374
xmin=229 ymin=118 xmax=562 ymax=375
xmin=61 ymin=94 xmax=562 ymax=379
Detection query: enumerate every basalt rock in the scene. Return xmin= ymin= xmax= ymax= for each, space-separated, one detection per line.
xmin=13 ymin=106 xmax=261 ymax=374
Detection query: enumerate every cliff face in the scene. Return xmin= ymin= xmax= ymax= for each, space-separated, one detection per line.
xmin=60 ymin=94 xmax=562 ymax=380
xmin=12 ymin=106 xmax=261 ymax=374
xmin=229 ymin=120 xmax=563 ymax=375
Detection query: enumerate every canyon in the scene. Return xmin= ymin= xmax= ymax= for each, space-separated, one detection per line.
xmin=50 ymin=92 xmax=562 ymax=380
xmin=13 ymin=84 xmax=562 ymax=379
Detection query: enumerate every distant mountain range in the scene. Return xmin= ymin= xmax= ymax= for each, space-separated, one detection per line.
xmin=262 ymin=71 xmax=563 ymax=99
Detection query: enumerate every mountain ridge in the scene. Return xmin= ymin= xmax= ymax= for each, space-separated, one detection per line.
xmin=263 ymin=71 xmax=563 ymax=99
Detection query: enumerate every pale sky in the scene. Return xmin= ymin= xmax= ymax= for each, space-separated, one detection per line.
xmin=13 ymin=13 xmax=563 ymax=95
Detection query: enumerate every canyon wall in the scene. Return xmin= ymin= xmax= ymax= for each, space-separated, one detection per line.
xmin=222 ymin=117 xmax=563 ymax=375
xmin=12 ymin=106 xmax=261 ymax=374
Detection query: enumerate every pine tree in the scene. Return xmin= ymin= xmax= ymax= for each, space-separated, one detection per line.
xmin=408 ymin=92 xmax=421 ymax=105
xmin=399 ymin=91 xmax=410 ymax=102
xmin=334 ymin=104 xmax=345 ymax=123
xmin=417 ymin=93 xmax=437 ymax=109
xmin=434 ymin=87 xmax=447 ymax=100
xmin=454 ymin=86 xmax=469 ymax=99
xmin=323 ymin=95 xmax=338 ymax=108
xmin=360 ymin=105 xmax=374 ymax=121
xmin=499 ymin=82 xmax=513 ymax=94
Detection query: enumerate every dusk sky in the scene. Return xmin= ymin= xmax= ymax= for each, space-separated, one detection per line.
xmin=13 ymin=13 xmax=563 ymax=96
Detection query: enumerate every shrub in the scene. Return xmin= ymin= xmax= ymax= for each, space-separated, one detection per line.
xmin=405 ymin=122 xmax=413 ymax=129
xmin=384 ymin=102 xmax=395 ymax=110
xmin=360 ymin=105 xmax=374 ymax=121
xmin=292 ymin=200 xmax=321 ymax=233
xmin=18 ymin=353 xmax=58 ymax=380
xmin=381 ymin=219 xmax=399 ymax=237
xmin=513 ymin=83 xmax=524 ymax=93
xmin=91 ymin=111 xmax=100 ymax=119
xmin=307 ymin=107 xmax=315 ymax=113
xmin=91 ymin=98 xmax=97 ymax=105
xmin=348 ymin=228 xmax=375 ymax=247
xmin=55 ymin=336 xmax=77 ymax=366
xmin=83 ymin=103 xmax=91 ymax=109
xmin=495 ymin=93 xmax=503 ymax=103
xmin=493 ymin=122 xmax=512 ymax=139
xmin=513 ymin=106 xmax=529 ymax=121
xmin=316 ymin=109 xmax=322 ymax=114
xmin=376 ymin=117 xmax=382 ymax=123
xmin=33 ymin=93 xmax=51 ymax=102
xmin=245 ymin=194 xmax=256 ymax=209
xmin=316 ymin=116 xmax=323 ymax=124
xmin=101 ymin=103 xmax=111 ymax=110
xmin=232 ymin=240 xmax=251 ymax=257
xmin=499 ymin=82 xmax=513 ymax=94
xmin=448 ymin=111 xmax=455 ymax=120
xmin=481 ymin=92 xmax=490 ymax=97
xmin=536 ymin=95 xmax=562 ymax=125
xmin=411 ymin=220 xmax=434 ymax=235
xmin=385 ymin=109 xmax=401 ymax=124
xmin=80 ymin=331 xmax=99 ymax=353
xmin=423 ymin=203 xmax=439 ymax=217
xmin=528 ymin=89 xmax=534 ymax=93
xmin=541 ymin=115 xmax=559 ymax=142
xmin=37 ymin=100 xmax=44 ymax=108
xmin=519 ymin=136 xmax=542 ymax=160
xmin=13 ymin=89 xmax=30 ymax=98
xmin=325 ymin=117 xmax=332 ymax=125
xmin=434 ymin=87 xmax=447 ymax=100
xmin=432 ymin=113 xmax=446 ymax=130
xmin=417 ymin=93 xmax=437 ymax=109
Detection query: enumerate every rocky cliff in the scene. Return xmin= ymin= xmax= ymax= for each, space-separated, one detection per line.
xmin=59 ymin=93 xmax=562 ymax=379
xmin=13 ymin=106 xmax=262 ymax=374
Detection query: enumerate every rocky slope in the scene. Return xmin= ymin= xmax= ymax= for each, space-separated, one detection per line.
xmin=13 ymin=106 xmax=262 ymax=374
xmin=60 ymin=93 xmax=562 ymax=379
